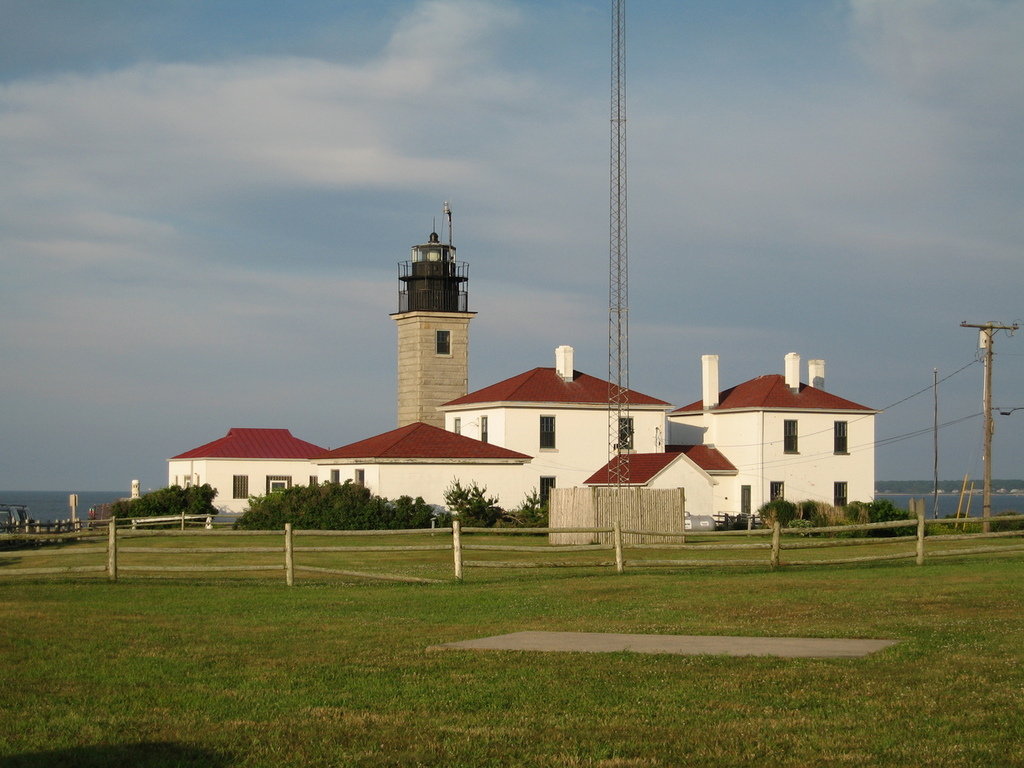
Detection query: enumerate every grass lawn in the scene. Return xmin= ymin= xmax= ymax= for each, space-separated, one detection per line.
xmin=1 ymin=547 xmax=1023 ymax=767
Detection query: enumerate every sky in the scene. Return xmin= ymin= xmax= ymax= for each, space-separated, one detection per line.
xmin=2 ymin=0 xmax=1023 ymax=492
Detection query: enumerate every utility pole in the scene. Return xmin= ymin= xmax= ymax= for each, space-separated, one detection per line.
xmin=960 ymin=321 xmax=1019 ymax=532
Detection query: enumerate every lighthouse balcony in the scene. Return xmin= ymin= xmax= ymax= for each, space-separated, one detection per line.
xmin=398 ymin=287 xmax=469 ymax=313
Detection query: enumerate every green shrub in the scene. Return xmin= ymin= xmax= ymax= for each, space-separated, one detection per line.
xmin=992 ymin=510 xmax=1024 ymax=532
xmin=926 ymin=520 xmax=982 ymax=535
xmin=497 ymin=489 xmax=548 ymax=528
xmin=111 ymin=484 xmax=217 ymax=522
xmin=235 ymin=481 xmax=433 ymax=530
xmin=866 ymin=498 xmax=915 ymax=537
xmin=843 ymin=501 xmax=870 ymax=525
xmin=443 ymin=481 xmax=504 ymax=527
xmin=758 ymin=499 xmax=798 ymax=527
xmin=786 ymin=518 xmax=815 ymax=535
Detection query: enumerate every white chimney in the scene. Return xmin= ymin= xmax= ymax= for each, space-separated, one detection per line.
xmin=784 ymin=352 xmax=801 ymax=392
xmin=702 ymin=354 xmax=720 ymax=409
xmin=808 ymin=359 xmax=825 ymax=389
xmin=555 ymin=345 xmax=575 ymax=382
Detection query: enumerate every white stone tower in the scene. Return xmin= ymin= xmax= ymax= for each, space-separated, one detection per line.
xmin=392 ymin=214 xmax=475 ymax=428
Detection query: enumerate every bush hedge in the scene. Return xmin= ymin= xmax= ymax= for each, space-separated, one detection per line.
xmin=110 ymin=484 xmax=218 ymax=521
xmin=234 ymin=481 xmax=434 ymax=531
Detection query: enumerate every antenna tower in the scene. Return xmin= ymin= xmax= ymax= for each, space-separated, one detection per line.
xmin=608 ymin=0 xmax=630 ymax=484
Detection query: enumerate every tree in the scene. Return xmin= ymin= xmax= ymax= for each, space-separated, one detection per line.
xmin=500 ymin=489 xmax=548 ymax=528
xmin=443 ymin=481 xmax=503 ymax=527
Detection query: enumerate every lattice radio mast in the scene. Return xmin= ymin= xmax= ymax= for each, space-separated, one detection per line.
xmin=608 ymin=0 xmax=630 ymax=485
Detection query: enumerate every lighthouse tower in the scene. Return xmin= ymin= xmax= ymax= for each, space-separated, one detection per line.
xmin=392 ymin=206 xmax=475 ymax=428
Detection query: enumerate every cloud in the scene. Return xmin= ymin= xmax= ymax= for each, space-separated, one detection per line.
xmin=2 ymin=0 xmax=1023 ymax=488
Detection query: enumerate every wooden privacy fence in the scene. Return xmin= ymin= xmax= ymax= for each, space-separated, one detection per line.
xmin=1 ymin=512 xmax=1023 ymax=584
xmin=549 ymin=487 xmax=686 ymax=545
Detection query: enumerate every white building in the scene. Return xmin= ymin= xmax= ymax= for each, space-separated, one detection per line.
xmin=664 ymin=353 xmax=877 ymax=515
xmin=438 ymin=345 xmax=671 ymax=504
xmin=313 ymin=421 xmax=532 ymax=508
xmin=167 ymin=220 xmax=878 ymax=519
xmin=167 ymin=428 xmax=324 ymax=514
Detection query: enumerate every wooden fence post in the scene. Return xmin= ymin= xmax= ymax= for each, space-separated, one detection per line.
xmin=107 ymin=518 xmax=118 ymax=582
xmin=915 ymin=499 xmax=926 ymax=566
xmin=679 ymin=488 xmax=686 ymax=544
xmin=770 ymin=520 xmax=782 ymax=569
xmin=613 ymin=518 xmax=624 ymax=574
xmin=452 ymin=517 xmax=463 ymax=581
xmin=285 ymin=523 xmax=294 ymax=586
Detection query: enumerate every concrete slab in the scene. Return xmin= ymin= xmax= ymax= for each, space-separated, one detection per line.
xmin=429 ymin=631 xmax=897 ymax=658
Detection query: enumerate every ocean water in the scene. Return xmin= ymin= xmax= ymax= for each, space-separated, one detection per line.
xmin=0 ymin=491 xmax=125 ymax=523
xmin=877 ymin=493 xmax=1022 ymax=519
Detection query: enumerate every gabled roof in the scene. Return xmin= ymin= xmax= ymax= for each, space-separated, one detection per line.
xmin=315 ymin=422 xmax=531 ymax=461
xmin=170 ymin=428 xmax=325 ymax=460
xmin=666 ymin=444 xmax=738 ymax=473
xmin=584 ymin=453 xmax=680 ymax=486
xmin=584 ymin=445 xmax=737 ymax=486
xmin=443 ymin=367 xmax=670 ymax=408
xmin=671 ymin=374 xmax=874 ymax=414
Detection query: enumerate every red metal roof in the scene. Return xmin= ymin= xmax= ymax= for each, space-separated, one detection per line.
xmin=444 ymin=367 xmax=670 ymax=408
xmin=171 ymin=428 xmax=326 ymax=460
xmin=671 ymin=374 xmax=874 ymax=414
xmin=315 ymin=422 xmax=532 ymax=461
xmin=584 ymin=445 xmax=737 ymax=485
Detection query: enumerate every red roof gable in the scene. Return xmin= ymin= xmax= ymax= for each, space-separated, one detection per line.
xmin=315 ymin=422 xmax=531 ymax=461
xmin=171 ymin=428 xmax=325 ymax=460
xmin=584 ymin=453 xmax=680 ymax=485
xmin=665 ymin=444 xmax=738 ymax=473
xmin=584 ymin=445 xmax=737 ymax=485
xmin=671 ymin=375 xmax=874 ymax=414
xmin=444 ymin=367 xmax=670 ymax=408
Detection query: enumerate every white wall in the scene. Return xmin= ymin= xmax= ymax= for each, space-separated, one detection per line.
xmin=167 ymin=458 xmax=320 ymax=514
xmin=669 ymin=409 xmax=875 ymax=511
xmin=315 ymin=460 xmax=534 ymax=509
xmin=445 ymin=403 xmax=669 ymax=491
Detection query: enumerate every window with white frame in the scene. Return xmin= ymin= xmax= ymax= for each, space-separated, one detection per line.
xmin=834 ymin=481 xmax=848 ymax=508
xmin=435 ymin=330 xmax=451 ymax=355
xmin=539 ymin=415 xmax=556 ymax=449
xmin=770 ymin=481 xmax=785 ymax=500
xmin=266 ymin=476 xmax=292 ymax=493
xmin=539 ymin=476 xmax=556 ymax=504
xmin=784 ymin=420 xmax=798 ymax=453
xmin=480 ymin=415 xmax=489 ymax=443
xmin=617 ymin=417 xmax=634 ymax=450
xmin=834 ymin=421 xmax=848 ymax=454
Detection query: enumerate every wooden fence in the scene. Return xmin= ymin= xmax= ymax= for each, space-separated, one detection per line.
xmin=1 ymin=511 xmax=1023 ymax=584
xmin=549 ymin=487 xmax=686 ymax=545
